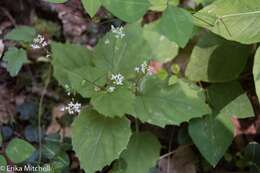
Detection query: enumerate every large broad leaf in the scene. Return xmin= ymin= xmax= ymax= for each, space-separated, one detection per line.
xmin=81 ymin=0 xmax=101 ymax=17
xmin=72 ymin=109 xmax=132 ymax=173
xmin=101 ymin=0 xmax=150 ymax=22
xmin=5 ymin=26 xmax=36 ymax=42
xmin=189 ymin=82 xmax=254 ymax=166
xmin=51 ymin=42 xmax=93 ymax=86
xmin=117 ymin=132 xmax=161 ymax=173
xmin=68 ymin=67 xmax=107 ymax=98
xmin=194 ymin=0 xmax=260 ymax=44
xmin=149 ymin=0 xmax=179 ymax=11
xmin=189 ymin=113 xmax=233 ymax=167
xmin=134 ymin=77 xmax=210 ymax=127
xmin=253 ymin=47 xmax=260 ymax=101
xmin=91 ymin=86 xmax=135 ymax=117
xmin=143 ymin=24 xmax=179 ymax=61
xmin=155 ymin=6 xmax=193 ymax=48
xmin=185 ymin=32 xmax=251 ymax=82
xmin=94 ymin=24 xmax=151 ymax=78
xmin=3 ymin=47 xmax=28 ymax=77
xmin=6 ymin=138 xmax=35 ymax=163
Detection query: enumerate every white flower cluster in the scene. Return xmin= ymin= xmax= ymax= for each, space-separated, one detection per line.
xmin=111 ymin=25 xmax=125 ymax=39
xmin=135 ymin=61 xmax=154 ymax=76
xmin=60 ymin=85 xmax=81 ymax=115
xmin=31 ymin=34 xmax=48 ymax=49
xmin=61 ymin=100 xmax=81 ymax=115
xmin=111 ymin=73 xmax=124 ymax=85
xmin=134 ymin=61 xmax=148 ymax=74
xmin=106 ymin=73 xmax=125 ymax=93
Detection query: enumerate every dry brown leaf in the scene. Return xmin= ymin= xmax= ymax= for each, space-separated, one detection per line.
xmin=46 ymin=104 xmax=65 ymax=135
xmin=47 ymin=104 xmax=71 ymax=138
xmin=158 ymin=145 xmax=197 ymax=173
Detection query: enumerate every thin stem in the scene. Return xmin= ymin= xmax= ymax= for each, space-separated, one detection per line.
xmin=38 ymin=65 xmax=52 ymax=163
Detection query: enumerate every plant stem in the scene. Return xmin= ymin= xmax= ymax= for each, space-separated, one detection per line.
xmin=38 ymin=65 xmax=52 ymax=163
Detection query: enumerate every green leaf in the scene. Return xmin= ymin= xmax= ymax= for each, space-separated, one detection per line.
xmin=189 ymin=113 xmax=233 ymax=167
xmin=6 ymin=138 xmax=35 ymax=163
xmin=81 ymin=0 xmax=101 ymax=17
xmin=189 ymin=83 xmax=254 ymax=166
xmin=134 ymin=77 xmax=210 ymax=127
xmin=207 ymin=81 xmax=254 ymax=119
xmin=185 ymin=32 xmax=251 ymax=82
xmin=149 ymin=0 xmax=179 ymax=11
xmin=91 ymin=86 xmax=135 ymax=117
xmin=5 ymin=26 xmax=36 ymax=42
xmin=50 ymin=152 xmax=70 ymax=173
xmin=72 ymin=109 xmax=132 ymax=173
xmin=207 ymin=81 xmax=244 ymax=111
xmin=194 ymin=0 xmax=260 ymax=44
xmin=101 ymin=0 xmax=150 ymax=22
xmin=155 ymin=6 xmax=193 ymax=48
xmin=168 ymin=75 xmax=178 ymax=86
xmin=119 ymin=132 xmax=161 ymax=173
xmin=143 ymin=24 xmax=179 ymax=61
xmin=0 ymin=155 xmax=7 ymax=173
xmin=253 ymin=47 xmax=260 ymax=101
xmin=3 ymin=47 xmax=28 ymax=77
xmin=51 ymin=42 xmax=93 ymax=86
xmin=94 ymin=24 xmax=151 ymax=78
xmin=46 ymin=0 xmax=68 ymax=3
xmin=69 ymin=67 xmax=107 ymax=98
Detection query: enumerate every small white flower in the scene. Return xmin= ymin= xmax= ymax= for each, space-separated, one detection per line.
xmin=134 ymin=67 xmax=140 ymax=73
xmin=134 ymin=61 xmax=148 ymax=74
xmin=105 ymin=39 xmax=110 ymax=44
xmin=107 ymin=86 xmax=116 ymax=93
xmin=111 ymin=25 xmax=125 ymax=39
xmin=140 ymin=61 xmax=148 ymax=74
xmin=111 ymin=73 xmax=124 ymax=85
xmin=31 ymin=34 xmax=48 ymax=49
xmin=62 ymin=100 xmax=81 ymax=115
